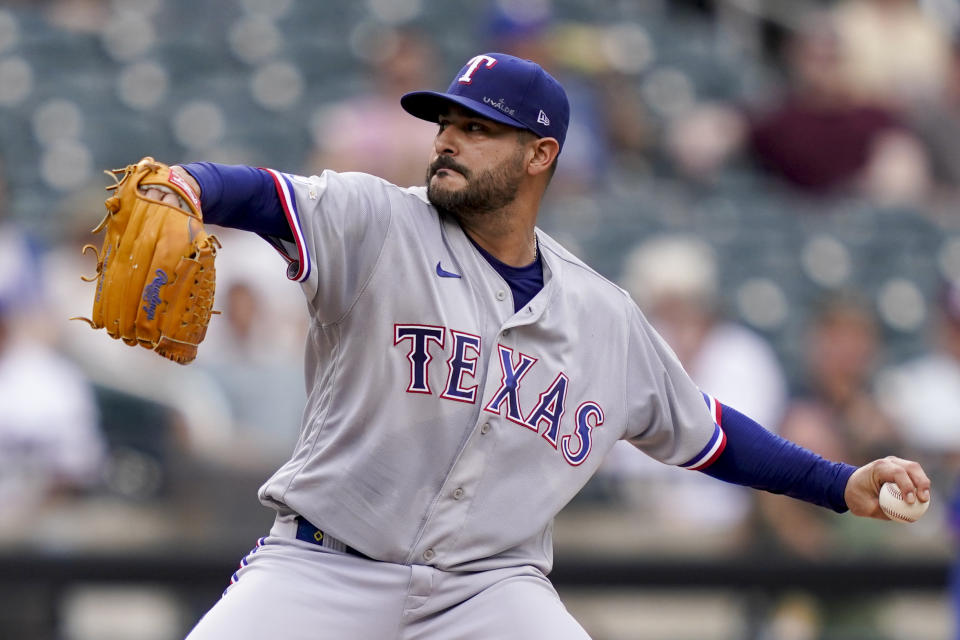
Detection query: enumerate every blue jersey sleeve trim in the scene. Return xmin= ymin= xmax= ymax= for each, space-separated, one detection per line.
xmin=261 ymin=168 xmax=311 ymax=283
xmin=679 ymin=393 xmax=727 ymax=470
xmin=700 ymin=401 xmax=856 ymax=513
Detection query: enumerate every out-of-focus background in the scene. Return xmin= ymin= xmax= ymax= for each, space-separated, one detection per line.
xmin=1 ymin=0 xmax=959 ymax=638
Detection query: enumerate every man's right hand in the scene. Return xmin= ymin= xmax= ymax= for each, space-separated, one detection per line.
xmin=844 ymin=456 xmax=931 ymax=520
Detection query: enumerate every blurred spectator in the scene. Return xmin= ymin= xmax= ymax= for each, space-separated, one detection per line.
xmin=904 ymin=41 xmax=960 ymax=216
xmin=194 ymin=274 xmax=307 ymax=472
xmin=665 ymin=100 xmax=749 ymax=184
xmin=748 ymin=11 xmax=929 ymax=200
xmin=668 ymin=9 xmax=932 ymax=204
xmin=754 ymin=293 xmax=911 ymax=639
xmin=598 ymin=234 xmax=787 ymax=541
xmin=833 ymin=0 xmax=953 ymax=108
xmin=877 ymin=282 xmax=960 ymax=476
xmin=875 ymin=281 xmax=960 ymax=595
xmin=305 ymin=27 xmax=439 ymax=187
xmin=620 ymin=234 xmax=787 ymax=426
xmin=0 ymin=222 xmax=104 ymax=535
xmin=760 ymin=293 xmax=905 ymax=558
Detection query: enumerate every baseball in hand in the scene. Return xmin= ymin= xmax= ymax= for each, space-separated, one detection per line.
xmin=879 ymin=482 xmax=929 ymax=523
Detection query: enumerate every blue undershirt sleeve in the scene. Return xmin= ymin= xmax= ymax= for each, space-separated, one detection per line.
xmin=180 ymin=162 xmax=293 ymax=241
xmin=700 ymin=402 xmax=856 ymax=513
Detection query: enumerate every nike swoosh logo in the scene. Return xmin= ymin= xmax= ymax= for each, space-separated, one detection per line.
xmin=436 ymin=261 xmax=462 ymax=279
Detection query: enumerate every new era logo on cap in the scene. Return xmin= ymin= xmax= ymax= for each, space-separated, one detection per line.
xmin=401 ymin=52 xmax=570 ymax=151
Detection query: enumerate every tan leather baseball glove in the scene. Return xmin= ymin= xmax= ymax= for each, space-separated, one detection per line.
xmin=74 ymin=157 xmax=220 ymax=364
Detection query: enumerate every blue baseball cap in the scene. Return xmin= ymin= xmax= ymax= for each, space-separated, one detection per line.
xmin=401 ymin=52 xmax=569 ymax=152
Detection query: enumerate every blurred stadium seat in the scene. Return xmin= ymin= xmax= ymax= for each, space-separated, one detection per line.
xmin=93 ymin=384 xmax=178 ymax=501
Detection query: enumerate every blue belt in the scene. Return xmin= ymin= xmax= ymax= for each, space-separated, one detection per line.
xmin=295 ymin=517 xmax=370 ymax=559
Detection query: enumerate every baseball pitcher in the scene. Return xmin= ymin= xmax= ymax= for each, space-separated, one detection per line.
xmin=81 ymin=53 xmax=931 ymax=639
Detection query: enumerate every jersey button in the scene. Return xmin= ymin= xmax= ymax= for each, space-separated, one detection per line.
xmin=453 ymin=487 xmax=465 ymax=500
xmin=502 ymin=329 xmax=511 ymax=337
xmin=423 ymin=548 xmax=435 ymax=561
xmin=480 ymin=423 xmax=491 ymax=435
xmin=495 ymin=289 xmax=507 ymax=301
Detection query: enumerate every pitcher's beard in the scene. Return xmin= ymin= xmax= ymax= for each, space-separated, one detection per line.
xmin=426 ymin=151 xmax=524 ymax=220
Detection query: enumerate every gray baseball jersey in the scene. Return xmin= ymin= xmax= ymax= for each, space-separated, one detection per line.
xmin=252 ymin=168 xmax=723 ymax=574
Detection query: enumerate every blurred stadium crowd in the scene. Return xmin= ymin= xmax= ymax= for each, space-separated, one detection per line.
xmin=1 ymin=0 xmax=960 ymax=638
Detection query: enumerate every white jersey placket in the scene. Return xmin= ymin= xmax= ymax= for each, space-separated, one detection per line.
xmin=409 ymin=227 xmax=553 ymax=567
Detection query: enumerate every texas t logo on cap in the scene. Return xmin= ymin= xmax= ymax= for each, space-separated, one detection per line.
xmin=458 ymin=55 xmax=498 ymax=84
xmin=401 ymin=52 xmax=570 ymax=152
